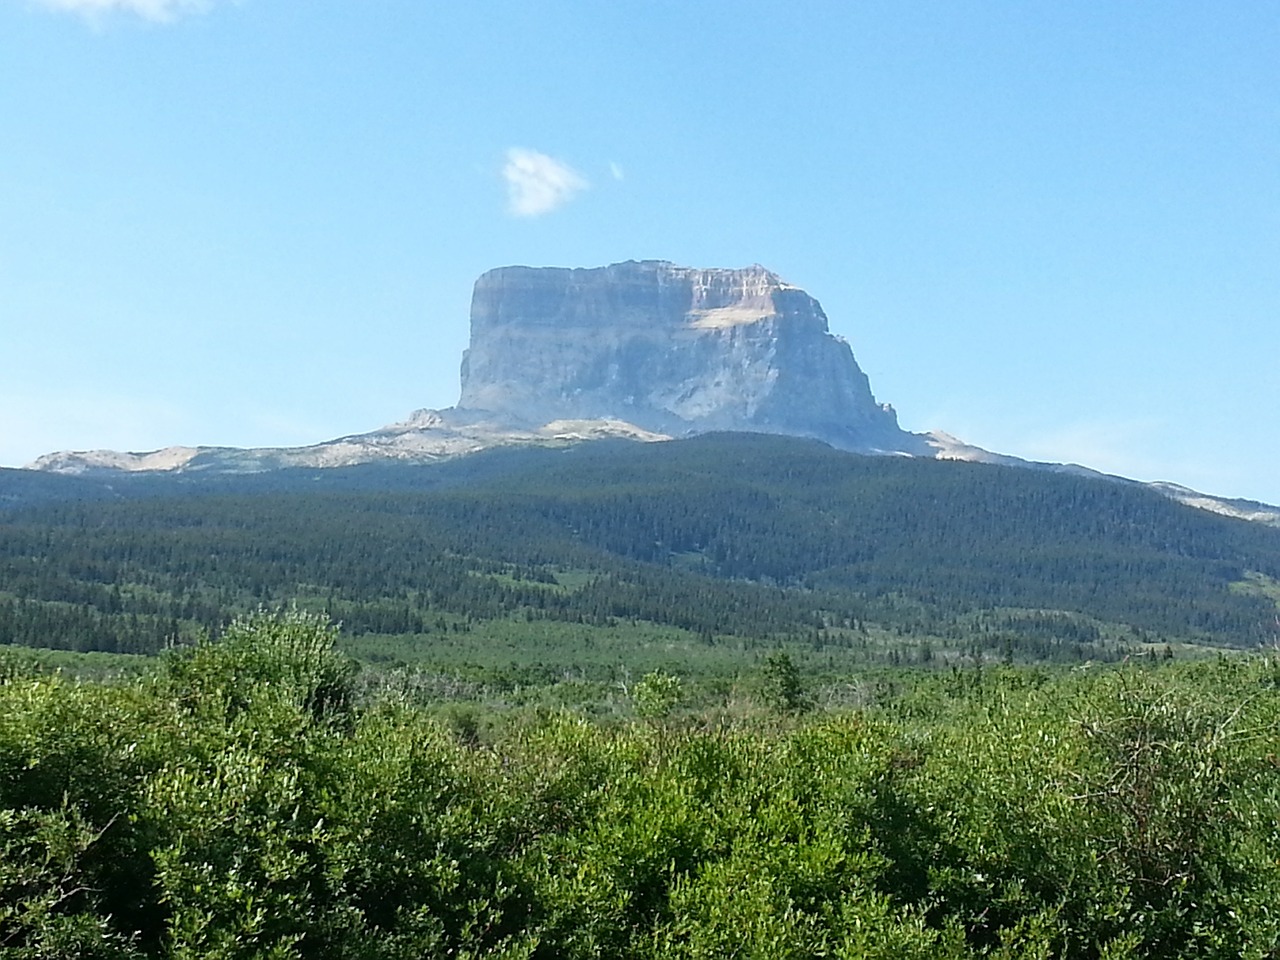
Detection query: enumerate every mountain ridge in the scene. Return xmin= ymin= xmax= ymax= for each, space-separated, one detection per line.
xmin=23 ymin=260 xmax=1280 ymax=525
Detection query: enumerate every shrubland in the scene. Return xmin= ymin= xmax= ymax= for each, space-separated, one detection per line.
xmin=3 ymin=611 xmax=1280 ymax=958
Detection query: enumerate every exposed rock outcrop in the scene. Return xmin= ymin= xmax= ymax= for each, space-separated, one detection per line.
xmin=457 ymin=261 xmax=910 ymax=452
xmin=29 ymin=260 xmax=927 ymax=477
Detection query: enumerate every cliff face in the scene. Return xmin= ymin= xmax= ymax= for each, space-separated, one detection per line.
xmin=458 ymin=261 xmax=907 ymax=451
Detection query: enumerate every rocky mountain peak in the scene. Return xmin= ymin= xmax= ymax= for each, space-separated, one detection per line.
xmin=458 ymin=261 xmax=907 ymax=451
xmin=25 ymin=258 xmax=1277 ymax=527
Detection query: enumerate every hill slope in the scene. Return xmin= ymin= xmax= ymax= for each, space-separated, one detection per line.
xmin=4 ymin=435 xmax=1280 ymax=666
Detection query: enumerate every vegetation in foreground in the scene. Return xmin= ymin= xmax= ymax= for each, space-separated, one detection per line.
xmin=4 ymin=611 xmax=1280 ymax=958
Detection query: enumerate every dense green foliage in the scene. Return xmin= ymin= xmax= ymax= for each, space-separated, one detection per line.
xmin=8 ymin=440 xmax=1280 ymax=953
xmin=3 ymin=436 xmax=1280 ymax=668
xmin=3 ymin=611 xmax=1280 ymax=957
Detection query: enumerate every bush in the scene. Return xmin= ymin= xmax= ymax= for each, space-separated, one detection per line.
xmin=5 ymin=621 xmax=1280 ymax=956
xmin=161 ymin=609 xmax=357 ymax=727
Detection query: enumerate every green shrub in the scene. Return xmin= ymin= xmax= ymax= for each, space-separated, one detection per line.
xmin=161 ymin=609 xmax=357 ymax=727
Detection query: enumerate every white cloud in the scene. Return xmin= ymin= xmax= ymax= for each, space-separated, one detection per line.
xmin=35 ymin=0 xmax=214 ymax=22
xmin=502 ymin=148 xmax=588 ymax=217
xmin=609 ymin=161 xmax=625 ymax=181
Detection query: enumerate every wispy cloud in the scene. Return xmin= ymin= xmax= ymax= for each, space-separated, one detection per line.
xmin=35 ymin=0 xmax=216 ymax=22
xmin=502 ymin=148 xmax=588 ymax=217
xmin=1017 ymin=417 xmax=1165 ymax=477
xmin=1014 ymin=414 xmax=1252 ymax=497
xmin=609 ymin=161 xmax=625 ymax=181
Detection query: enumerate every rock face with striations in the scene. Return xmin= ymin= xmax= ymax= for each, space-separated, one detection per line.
xmin=457 ymin=260 xmax=909 ymax=452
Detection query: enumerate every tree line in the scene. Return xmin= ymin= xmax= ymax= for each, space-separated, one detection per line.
xmin=2 ymin=434 xmax=1279 ymax=659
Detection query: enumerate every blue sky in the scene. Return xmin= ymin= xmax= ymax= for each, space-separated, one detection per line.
xmin=2 ymin=0 xmax=1277 ymax=502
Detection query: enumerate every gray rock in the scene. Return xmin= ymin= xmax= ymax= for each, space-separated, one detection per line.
xmin=457 ymin=260 xmax=910 ymax=452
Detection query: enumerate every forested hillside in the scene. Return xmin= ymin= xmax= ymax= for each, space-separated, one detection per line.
xmin=3 ymin=435 xmax=1279 ymax=668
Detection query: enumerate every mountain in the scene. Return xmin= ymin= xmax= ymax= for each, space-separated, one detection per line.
xmin=22 ymin=260 xmax=1280 ymax=524
xmin=458 ymin=261 xmax=911 ymax=449
xmin=28 ymin=260 xmax=929 ymax=475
